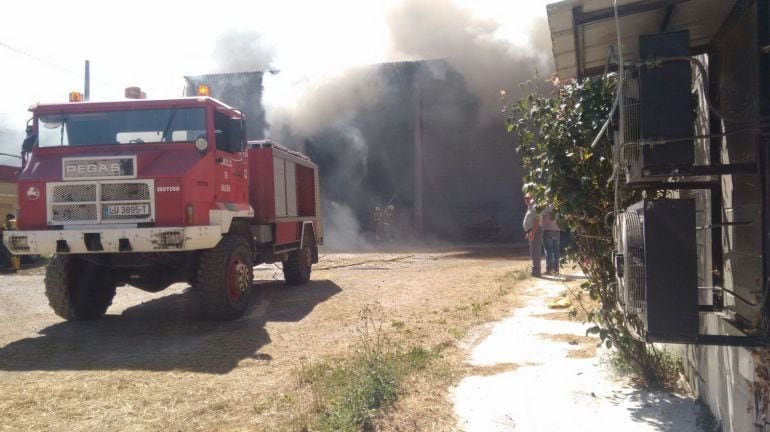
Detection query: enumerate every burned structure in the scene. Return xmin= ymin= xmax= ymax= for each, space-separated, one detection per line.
xmin=186 ymin=62 xmax=522 ymax=243
xmin=547 ymin=0 xmax=770 ymax=430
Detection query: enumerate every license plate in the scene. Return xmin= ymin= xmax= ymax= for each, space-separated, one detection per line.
xmin=103 ymin=204 xmax=150 ymax=217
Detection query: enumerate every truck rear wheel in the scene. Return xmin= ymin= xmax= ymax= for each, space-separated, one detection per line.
xmin=44 ymin=255 xmax=117 ymax=320
xmin=197 ymin=235 xmax=254 ymax=320
xmin=283 ymin=245 xmax=312 ymax=286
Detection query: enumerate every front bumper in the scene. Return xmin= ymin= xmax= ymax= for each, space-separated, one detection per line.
xmin=3 ymin=226 xmax=223 ymax=255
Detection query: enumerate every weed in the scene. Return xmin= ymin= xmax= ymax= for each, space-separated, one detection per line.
xmin=605 ymin=347 xmax=683 ymax=390
xmin=502 ymin=268 xmax=530 ymax=282
xmin=471 ymin=303 xmax=483 ymax=316
xmin=390 ymin=320 xmax=405 ymax=329
xmin=449 ymin=328 xmax=464 ymax=340
xmin=297 ymin=305 xmax=439 ymax=432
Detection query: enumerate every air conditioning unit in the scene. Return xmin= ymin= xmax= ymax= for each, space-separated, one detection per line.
xmin=616 ymin=31 xmax=695 ymax=184
xmin=613 ymin=199 xmax=698 ymax=343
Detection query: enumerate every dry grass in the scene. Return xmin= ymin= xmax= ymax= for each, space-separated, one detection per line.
xmin=0 ymin=246 xmax=533 ymax=432
xmin=537 ymin=333 xmax=598 ymax=359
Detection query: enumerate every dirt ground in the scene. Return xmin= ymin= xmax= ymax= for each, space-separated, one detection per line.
xmin=0 ymin=245 xmax=544 ymax=431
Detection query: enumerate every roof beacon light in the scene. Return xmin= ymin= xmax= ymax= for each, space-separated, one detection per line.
xmin=69 ymin=92 xmax=84 ymax=102
xmin=197 ymin=85 xmax=210 ymax=97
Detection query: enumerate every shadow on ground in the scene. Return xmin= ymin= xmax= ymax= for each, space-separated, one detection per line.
xmin=445 ymin=244 xmax=530 ymax=261
xmin=625 ymin=390 xmax=719 ymax=432
xmin=0 ymin=279 xmax=341 ymax=374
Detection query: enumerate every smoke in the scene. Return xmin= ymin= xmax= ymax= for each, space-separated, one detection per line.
xmin=212 ymin=30 xmax=276 ymax=73
xmin=386 ymin=0 xmax=553 ymax=124
xmin=212 ymin=0 xmax=554 ymax=247
xmin=0 ymin=116 xmax=23 ymax=167
xmin=265 ymin=67 xmax=389 ymax=138
xmin=322 ymin=201 xmax=373 ymax=251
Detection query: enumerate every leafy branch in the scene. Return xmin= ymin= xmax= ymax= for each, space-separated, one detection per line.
xmin=504 ymin=74 xmax=677 ymax=387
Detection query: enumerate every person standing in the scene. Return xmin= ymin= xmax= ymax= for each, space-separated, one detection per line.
xmin=522 ymin=192 xmax=543 ymax=277
xmin=541 ymin=199 xmax=561 ymax=275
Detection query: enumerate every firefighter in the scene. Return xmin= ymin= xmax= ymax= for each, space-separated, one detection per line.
xmin=0 ymin=213 xmax=20 ymax=272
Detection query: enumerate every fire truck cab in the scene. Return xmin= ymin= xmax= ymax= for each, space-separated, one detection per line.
xmin=5 ymin=96 xmax=322 ymax=321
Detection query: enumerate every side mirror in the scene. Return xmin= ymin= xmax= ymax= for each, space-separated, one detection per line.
xmin=229 ymin=118 xmax=244 ymax=152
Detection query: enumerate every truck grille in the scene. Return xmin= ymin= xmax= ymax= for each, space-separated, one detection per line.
xmin=48 ymin=180 xmax=154 ymax=224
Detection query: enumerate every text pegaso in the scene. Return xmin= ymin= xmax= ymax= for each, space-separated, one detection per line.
xmin=66 ymin=163 xmax=121 ymax=175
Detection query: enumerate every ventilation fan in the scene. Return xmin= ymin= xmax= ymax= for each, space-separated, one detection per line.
xmin=612 ymin=199 xmax=698 ymax=343
xmin=614 ymin=210 xmax=646 ymax=315
xmin=615 ymin=31 xmax=694 ymax=184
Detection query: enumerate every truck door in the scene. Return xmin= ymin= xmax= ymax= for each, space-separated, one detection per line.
xmin=213 ymin=111 xmax=248 ymax=204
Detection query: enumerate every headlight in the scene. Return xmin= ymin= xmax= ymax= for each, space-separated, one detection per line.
xmin=195 ymin=137 xmax=209 ymax=152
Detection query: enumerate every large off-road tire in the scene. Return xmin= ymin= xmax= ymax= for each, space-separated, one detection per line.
xmin=44 ymin=255 xmax=117 ymax=320
xmin=197 ymin=235 xmax=254 ymax=320
xmin=283 ymin=245 xmax=312 ymax=286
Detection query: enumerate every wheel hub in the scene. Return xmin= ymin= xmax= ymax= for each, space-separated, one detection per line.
xmin=228 ymin=258 xmax=250 ymax=300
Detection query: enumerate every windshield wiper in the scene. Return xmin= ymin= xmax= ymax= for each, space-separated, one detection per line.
xmin=160 ymin=109 xmax=178 ymax=142
xmin=59 ymin=114 xmax=67 ymax=146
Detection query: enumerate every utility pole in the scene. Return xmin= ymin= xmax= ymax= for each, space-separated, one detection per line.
xmin=84 ymin=60 xmax=90 ymax=101
xmin=414 ymin=81 xmax=424 ymax=235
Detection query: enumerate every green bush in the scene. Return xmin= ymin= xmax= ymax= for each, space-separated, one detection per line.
xmin=504 ymin=75 xmax=677 ymax=387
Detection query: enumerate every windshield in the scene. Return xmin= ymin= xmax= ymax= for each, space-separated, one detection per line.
xmin=37 ymin=108 xmax=206 ymax=147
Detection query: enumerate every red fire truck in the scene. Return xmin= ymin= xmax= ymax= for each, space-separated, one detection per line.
xmin=4 ymin=93 xmax=323 ymax=321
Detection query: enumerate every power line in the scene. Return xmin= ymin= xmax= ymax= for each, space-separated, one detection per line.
xmin=0 ymin=40 xmax=116 ymax=88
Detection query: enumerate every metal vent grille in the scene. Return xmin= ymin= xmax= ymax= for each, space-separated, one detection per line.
xmin=51 ymin=204 xmax=98 ymax=222
xmin=153 ymin=230 xmax=185 ymax=249
xmin=616 ymin=69 xmax=649 ymax=183
xmin=621 ymin=70 xmax=641 ymax=147
xmin=101 ymin=183 xmax=150 ymax=201
xmin=7 ymin=235 xmax=31 ymax=252
xmin=52 ymin=184 xmax=96 ymax=203
xmin=48 ymin=180 xmax=154 ymax=224
xmin=616 ymin=211 xmax=646 ymax=314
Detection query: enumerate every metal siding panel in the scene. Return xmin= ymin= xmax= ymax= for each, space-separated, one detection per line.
xmin=285 ymin=161 xmax=297 ymax=217
xmin=274 ymin=157 xmax=287 ymax=217
xmin=314 ymin=167 xmax=323 ymax=242
xmin=275 ymin=221 xmax=299 ymax=244
xmin=247 ymin=148 xmax=276 ymax=223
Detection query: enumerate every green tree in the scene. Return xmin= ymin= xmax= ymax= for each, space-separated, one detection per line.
xmin=504 ymin=75 xmax=676 ymax=386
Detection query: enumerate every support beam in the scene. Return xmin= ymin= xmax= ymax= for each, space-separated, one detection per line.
xmin=757 ymin=0 xmax=770 ymax=337
xmin=573 ymin=6 xmax=585 ymax=79
xmin=574 ymin=0 xmax=690 ymax=26
xmin=659 ymin=5 xmax=675 ymax=32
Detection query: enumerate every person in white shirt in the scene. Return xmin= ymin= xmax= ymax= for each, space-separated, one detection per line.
xmin=522 ymin=192 xmax=543 ymax=277
xmin=540 ymin=198 xmax=561 ymax=275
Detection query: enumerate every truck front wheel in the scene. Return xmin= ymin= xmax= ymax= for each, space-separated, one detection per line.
xmin=44 ymin=255 xmax=117 ymax=320
xmin=283 ymin=245 xmax=312 ymax=286
xmin=197 ymin=235 xmax=254 ymax=320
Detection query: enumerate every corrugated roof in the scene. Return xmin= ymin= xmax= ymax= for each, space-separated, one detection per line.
xmin=547 ymin=0 xmax=739 ymax=79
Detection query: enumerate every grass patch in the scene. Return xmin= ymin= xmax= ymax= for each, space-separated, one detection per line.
xmin=297 ymin=306 xmax=439 ymax=432
xmin=503 ymin=268 xmax=530 ymax=282
xmin=605 ymin=347 xmax=684 ymax=390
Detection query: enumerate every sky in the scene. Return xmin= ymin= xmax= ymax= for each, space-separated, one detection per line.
xmin=0 ymin=0 xmax=555 ymax=164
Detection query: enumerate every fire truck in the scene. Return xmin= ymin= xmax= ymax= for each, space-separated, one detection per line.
xmin=4 ymin=90 xmax=323 ymax=321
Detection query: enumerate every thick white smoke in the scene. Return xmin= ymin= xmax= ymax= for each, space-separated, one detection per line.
xmin=387 ymin=0 xmax=554 ymax=125
xmin=210 ymin=0 xmax=555 ymax=247
xmin=0 ymin=116 xmax=24 ymax=167
xmin=212 ymin=30 xmax=276 ymax=73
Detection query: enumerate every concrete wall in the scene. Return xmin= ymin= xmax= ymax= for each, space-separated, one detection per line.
xmin=681 ymin=4 xmax=764 ymax=431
